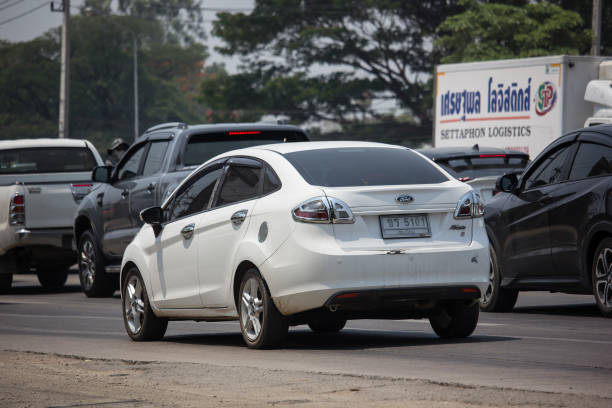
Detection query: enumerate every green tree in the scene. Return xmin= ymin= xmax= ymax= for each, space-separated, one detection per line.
xmin=208 ymin=0 xmax=465 ymax=125
xmin=436 ymin=0 xmax=592 ymax=63
xmin=0 ymin=13 xmax=208 ymax=150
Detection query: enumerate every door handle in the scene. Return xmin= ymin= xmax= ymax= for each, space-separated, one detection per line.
xmin=121 ymin=189 xmax=129 ymax=199
xmin=231 ymin=209 xmax=248 ymax=225
xmin=181 ymin=223 xmax=195 ymax=240
xmin=537 ymin=196 xmax=552 ymax=206
xmin=147 ymin=183 xmax=156 ymax=193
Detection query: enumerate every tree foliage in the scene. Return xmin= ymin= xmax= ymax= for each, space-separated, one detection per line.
xmin=0 ymin=13 xmax=207 ymax=149
xmin=206 ymin=0 xmax=464 ymax=125
xmin=436 ymin=0 xmax=592 ymax=63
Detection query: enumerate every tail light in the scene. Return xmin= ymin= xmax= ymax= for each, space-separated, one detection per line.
xmin=71 ymin=183 xmax=93 ymax=201
xmin=454 ymin=191 xmax=484 ymax=219
xmin=292 ymin=196 xmax=355 ymax=224
xmin=9 ymin=193 xmax=25 ymax=226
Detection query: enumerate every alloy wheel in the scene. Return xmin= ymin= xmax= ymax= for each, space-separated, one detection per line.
xmin=595 ymin=247 xmax=612 ymax=308
xmin=241 ymin=277 xmax=264 ymax=341
xmin=124 ymin=275 xmax=145 ymax=335
xmin=80 ymin=239 xmax=96 ymax=290
xmin=481 ymin=257 xmax=495 ymax=306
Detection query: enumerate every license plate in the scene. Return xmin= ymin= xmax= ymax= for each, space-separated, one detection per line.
xmin=379 ymin=214 xmax=431 ymax=239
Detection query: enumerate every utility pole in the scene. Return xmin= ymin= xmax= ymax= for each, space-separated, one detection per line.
xmin=591 ymin=0 xmax=602 ymax=56
xmin=52 ymin=0 xmax=70 ymax=138
xmin=133 ymin=36 xmax=139 ymax=140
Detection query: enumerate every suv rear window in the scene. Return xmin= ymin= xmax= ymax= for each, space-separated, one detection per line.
xmin=283 ymin=147 xmax=448 ymax=187
xmin=183 ymin=131 xmax=308 ymax=167
xmin=0 ymin=147 xmax=97 ymax=174
xmin=437 ymin=155 xmax=528 ymax=179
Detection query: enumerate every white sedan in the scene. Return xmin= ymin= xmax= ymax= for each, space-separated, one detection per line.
xmin=120 ymin=141 xmax=490 ymax=348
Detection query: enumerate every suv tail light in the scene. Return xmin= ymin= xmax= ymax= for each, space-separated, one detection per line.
xmin=292 ymin=196 xmax=355 ymax=224
xmin=9 ymin=193 xmax=25 ymax=226
xmin=71 ymin=183 xmax=93 ymax=201
xmin=454 ymin=191 xmax=484 ymax=219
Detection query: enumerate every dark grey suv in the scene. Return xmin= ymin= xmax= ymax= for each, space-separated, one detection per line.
xmin=74 ymin=122 xmax=309 ymax=297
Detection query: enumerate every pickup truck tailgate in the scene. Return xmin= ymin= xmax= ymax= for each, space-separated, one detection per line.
xmin=21 ymin=172 xmax=93 ymax=229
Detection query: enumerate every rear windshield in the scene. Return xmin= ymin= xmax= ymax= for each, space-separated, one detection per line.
xmin=183 ymin=131 xmax=308 ymax=167
xmin=283 ymin=147 xmax=448 ymax=187
xmin=0 ymin=147 xmax=97 ymax=174
xmin=437 ymin=156 xmax=529 ymax=179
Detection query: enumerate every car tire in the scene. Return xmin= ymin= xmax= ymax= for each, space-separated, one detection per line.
xmin=592 ymin=237 xmax=612 ymax=317
xmin=122 ymin=267 xmax=168 ymax=341
xmin=429 ymin=301 xmax=479 ymax=339
xmin=238 ymin=269 xmax=288 ymax=349
xmin=0 ymin=273 xmax=12 ymax=293
xmin=36 ymin=268 xmax=68 ymax=288
xmin=78 ymin=231 xmax=115 ymax=298
xmin=479 ymin=244 xmax=518 ymax=312
xmin=307 ymin=317 xmax=347 ymax=333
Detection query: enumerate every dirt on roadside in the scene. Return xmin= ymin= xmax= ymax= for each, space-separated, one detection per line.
xmin=0 ymin=350 xmax=608 ymax=408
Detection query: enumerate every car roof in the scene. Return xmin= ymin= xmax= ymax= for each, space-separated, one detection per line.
xmin=418 ymin=145 xmax=529 ymax=160
xmin=252 ymin=140 xmax=406 ymax=154
xmin=0 ymin=138 xmax=89 ymax=150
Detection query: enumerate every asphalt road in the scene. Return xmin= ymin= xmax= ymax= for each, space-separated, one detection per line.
xmin=1 ymin=273 xmax=611 ymax=399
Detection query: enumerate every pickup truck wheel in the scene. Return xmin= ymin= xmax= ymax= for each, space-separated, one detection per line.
xmin=78 ymin=231 xmax=115 ymax=298
xmin=0 ymin=274 xmax=12 ymax=293
xmin=36 ymin=269 xmax=68 ymax=288
xmin=122 ymin=267 xmax=167 ymax=341
xmin=429 ymin=301 xmax=479 ymax=339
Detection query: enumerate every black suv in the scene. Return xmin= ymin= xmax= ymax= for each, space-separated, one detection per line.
xmin=74 ymin=122 xmax=309 ymax=297
xmin=484 ymin=125 xmax=612 ymax=316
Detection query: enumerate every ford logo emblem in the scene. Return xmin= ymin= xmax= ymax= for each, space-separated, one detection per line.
xmin=396 ymin=195 xmax=414 ymax=204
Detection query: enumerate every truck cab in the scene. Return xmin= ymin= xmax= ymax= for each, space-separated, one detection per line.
xmin=74 ymin=122 xmax=309 ymax=297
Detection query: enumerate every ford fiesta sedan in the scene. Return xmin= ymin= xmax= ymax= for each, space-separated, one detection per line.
xmin=120 ymin=142 xmax=490 ymax=348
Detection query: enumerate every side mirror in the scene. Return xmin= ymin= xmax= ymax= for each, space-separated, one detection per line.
xmin=140 ymin=206 xmax=163 ymax=237
xmin=92 ymin=166 xmax=113 ymax=183
xmin=496 ymin=173 xmax=519 ymax=193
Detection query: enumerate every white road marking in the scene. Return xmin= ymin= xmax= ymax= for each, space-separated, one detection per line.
xmin=0 ymin=313 xmax=118 ymax=320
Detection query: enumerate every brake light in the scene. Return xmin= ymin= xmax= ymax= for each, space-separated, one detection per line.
xmin=454 ymin=191 xmax=484 ymax=219
xmin=292 ymin=196 xmax=355 ymax=224
xmin=228 ymin=131 xmax=261 ymax=135
xmin=479 ymin=154 xmax=505 ymax=158
xmin=458 ymin=177 xmax=471 ymax=182
xmin=9 ymin=193 xmax=25 ymax=226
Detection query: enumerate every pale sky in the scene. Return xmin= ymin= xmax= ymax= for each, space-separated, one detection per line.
xmin=0 ymin=0 xmax=254 ymax=71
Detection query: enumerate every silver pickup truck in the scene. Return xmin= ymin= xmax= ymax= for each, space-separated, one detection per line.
xmin=0 ymin=139 xmax=103 ymax=291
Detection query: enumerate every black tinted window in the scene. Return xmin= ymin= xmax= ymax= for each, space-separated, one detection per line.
xmin=437 ymin=156 xmax=528 ymax=179
xmin=0 ymin=147 xmax=96 ymax=174
xmin=524 ymin=146 xmax=571 ymax=190
xmin=216 ymin=166 xmax=261 ymax=206
xmin=169 ymin=166 xmax=223 ymax=220
xmin=283 ymin=147 xmax=447 ymax=187
xmin=142 ymin=141 xmax=169 ymax=177
xmin=183 ymin=131 xmax=308 ymax=167
xmin=263 ymin=165 xmax=281 ymax=194
xmin=569 ymin=143 xmax=612 ymax=180
xmin=117 ymin=144 xmax=146 ymax=181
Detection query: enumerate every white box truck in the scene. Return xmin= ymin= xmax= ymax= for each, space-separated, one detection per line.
xmin=434 ymin=55 xmax=612 ymax=158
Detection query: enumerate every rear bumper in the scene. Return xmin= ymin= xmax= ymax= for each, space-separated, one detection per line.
xmin=0 ymin=227 xmax=74 ymax=260
xmin=260 ymin=222 xmax=490 ymax=316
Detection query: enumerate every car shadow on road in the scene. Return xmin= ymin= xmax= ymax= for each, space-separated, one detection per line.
xmin=2 ymin=283 xmax=83 ymax=295
xmin=512 ymin=303 xmax=601 ymax=317
xmin=164 ymin=329 xmax=518 ymax=351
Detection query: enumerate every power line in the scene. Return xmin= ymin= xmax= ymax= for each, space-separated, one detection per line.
xmin=0 ymin=0 xmax=27 ymax=12
xmin=0 ymin=2 xmax=48 ymax=26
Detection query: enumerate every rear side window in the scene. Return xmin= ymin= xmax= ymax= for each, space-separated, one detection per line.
xmin=142 ymin=141 xmax=169 ymax=177
xmin=215 ymin=166 xmax=261 ymax=206
xmin=569 ymin=143 xmax=612 ymax=180
xmin=183 ymin=131 xmax=308 ymax=167
xmin=263 ymin=165 xmax=281 ymax=194
xmin=0 ymin=147 xmax=96 ymax=174
xmin=283 ymin=147 xmax=448 ymax=187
